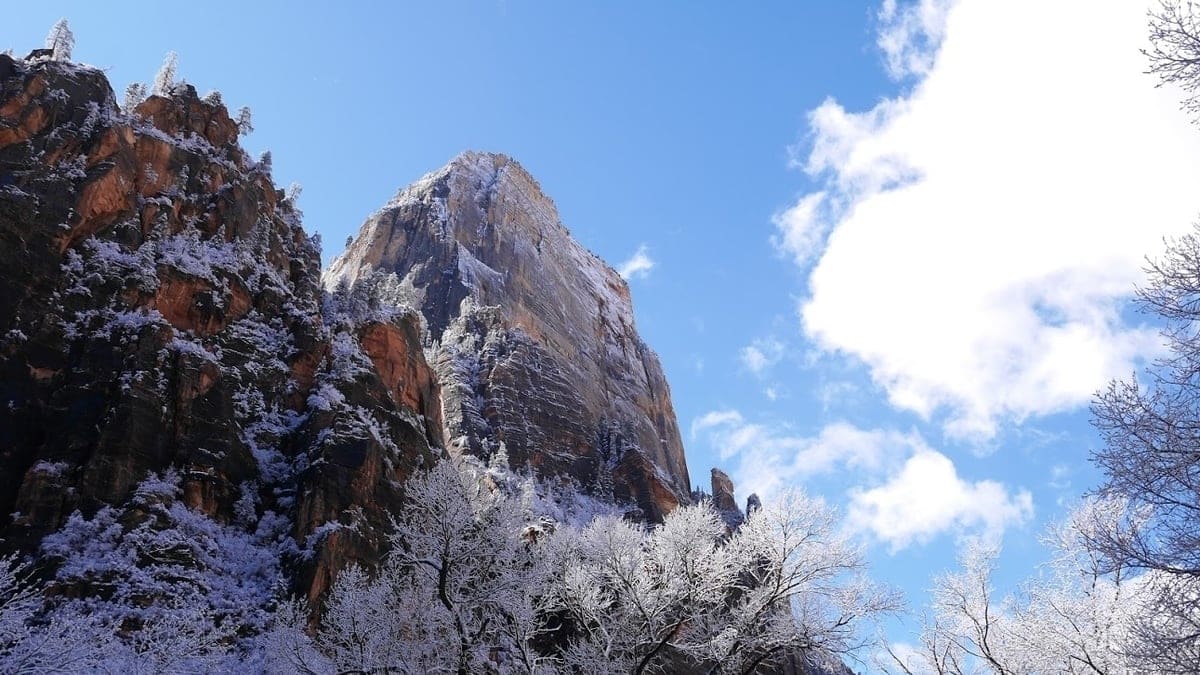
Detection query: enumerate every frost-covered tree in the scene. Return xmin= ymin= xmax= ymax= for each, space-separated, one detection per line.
xmin=0 ymin=554 xmax=118 ymax=673
xmin=711 ymin=490 xmax=894 ymax=672
xmin=548 ymin=489 xmax=894 ymax=674
xmin=262 ymin=566 xmax=441 ymax=675
xmin=0 ymin=554 xmax=103 ymax=671
xmin=878 ymin=615 xmax=968 ymax=675
xmin=273 ymin=460 xmax=890 ymax=674
xmin=545 ymin=506 xmax=732 ymax=673
xmin=387 ymin=458 xmax=546 ymax=674
xmin=1012 ymin=6 xmax=1200 ymax=670
xmin=236 ymin=106 xmax=254 ymax=135
xmin=1147 ymin=0 xmax=1200 ymax=120
xmin=883 ymin=501 xmax=1150 ymax=675
xmin=925 ymin=541 xmax=1023 ymax=675
xmin=153 ymin=51 xmax=178 ymax=95
xmin=123 ymin=82 xmax=148 ymax=111
xmin=1087 ymin=224 xmax=1200 ymax=671
xmin=267 ymin=457 xmax=550 ymax=675
xmin=0 ymin=468 xmax=294 ymax=672
xmin=44 ymin=18 xmax=74 ymax=61
xmin=1005 ymin=499 xmax=1145 ymax=674
xmin=323 ymin=268 xmax=423 ymax=324
xmin=36 ymin=470 xmax=288 ymax=669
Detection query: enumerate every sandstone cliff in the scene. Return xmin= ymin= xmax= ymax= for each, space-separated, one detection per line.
xmin=0 ymin=48 xmax=858 ymax=675
xmin=324 ymin=152 xmax=692 ymax=520
xmin=0 ymin=55 xmax=443 ymax=601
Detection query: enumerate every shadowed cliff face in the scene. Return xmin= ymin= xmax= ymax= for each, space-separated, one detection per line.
xmin=325 ymin=152 xmax=692 ymax=520
xmin=0 ymin=57 xmax=443 ymax=599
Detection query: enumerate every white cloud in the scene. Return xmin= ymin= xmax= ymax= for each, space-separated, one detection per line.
xmin=876 ymin=642 xmax=927 ymax=675
xmin=817 ymin=379 xmax=859 ymax=412
xmin=1048 ymin=462 xmax=1071 ymax=490
xmin=690 ymin=409 xmax=744 ymax=437
xmin=876 ymin=0 xmax=955 ymax=79
xmin=617 ymin=244 xmax=655 ymax=280
xmin=693 ymin=411 xmax=1033 ymax=549
xmin=847 ymin=448 xmax=1033 ymax=551
xmin=693 ymin=413 xmax=900 ymax=498
xmin=771 ymin=192 xmax=830 ymax=264
xmin=786 ymin=0 xmax=1200 ymax=438
xmin=739 ymin=336 xmax=786 ymax=375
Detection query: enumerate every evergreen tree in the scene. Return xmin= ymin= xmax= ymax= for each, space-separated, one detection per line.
xmin=236 ymin=106 xmax=254 ymax=135
xmin=153 ymin=51 xmax=178 ymax=95
xmin=123 ymin=82 xmax=148 ymax=111
xmin=44 ymin=19 xmax=74 ymax=61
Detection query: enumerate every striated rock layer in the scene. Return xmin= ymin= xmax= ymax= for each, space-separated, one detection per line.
xmin=0 ymin=57 xmax=443 ymax=601
xmin=325 ymin=152 xmax=691 ymax=520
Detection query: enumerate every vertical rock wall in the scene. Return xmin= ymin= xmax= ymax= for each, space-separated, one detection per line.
xmin=325 ymin=152 xmax=692 ymax=520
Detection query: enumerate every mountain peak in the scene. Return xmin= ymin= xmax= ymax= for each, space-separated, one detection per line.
xmin=445 ymin=149 xmax=517 ymax=174
xmin=419 ymin=151 xmax=515 ymax=193
xmin=386 ymin=150 xmax=546 ymax=210
xmin=326 ymin=155 xmax=690 ymax=520
xmin=328 ymin=151 xmax=627 ymax=324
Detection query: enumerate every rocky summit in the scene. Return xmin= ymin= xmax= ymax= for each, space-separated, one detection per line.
xmin=324 ymin=151 xmax=692 ymax=520
xmin=0 ymin=56 xmax=445 ymax=602
xmin=0 ymin=55 xmax=693 ymax=597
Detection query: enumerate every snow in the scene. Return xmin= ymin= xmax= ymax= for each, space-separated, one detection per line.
xmin=301 ymin=520 xmax=347 ymax=559
xmin=306 ymin=382 xmax=345 ymax=412
xmin=156 ymin=229 xmax=240 ymax=284
xmin=29 ymin=460 xmax=69 ymax=477
xmin=167 ymin=336 xmax=218 ymax=362
xmin=33 ymin=469 xmax=291 ymax=669
xmin=456 ymin=245 xmax=503 ymax=291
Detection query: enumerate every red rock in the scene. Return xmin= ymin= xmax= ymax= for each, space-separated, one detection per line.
xmin=0 ymin=61 xmax=442 ymax=604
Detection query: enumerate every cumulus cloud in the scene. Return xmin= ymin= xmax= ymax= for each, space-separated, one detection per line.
xmin=692 ymin=411 xmax=1032 ymax=548
xmin=617 ymin=244 xmax=655 ymax=280
xmin=847 ymin=449 xmax=1034 ymax=551
xmin=781 ymin=0 xmax=1200 ymax=438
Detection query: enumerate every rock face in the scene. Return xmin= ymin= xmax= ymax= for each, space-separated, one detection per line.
xmin=324 ymin=152 xmax=692 ymax=520
xmin=0 ymin=57 xmax=443 ymax=600
xmin=0 ymin=54 xmax=690 ymax=591
xmin=710 ymin=468 xmax=745 ymax=529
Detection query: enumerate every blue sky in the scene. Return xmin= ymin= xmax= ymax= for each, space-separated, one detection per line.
xmin=9 ymin=1 xmax=1200 ymax=668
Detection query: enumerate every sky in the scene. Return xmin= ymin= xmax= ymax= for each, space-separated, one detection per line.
xmin=8 ymin=0 xmax=1200 ymax=669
